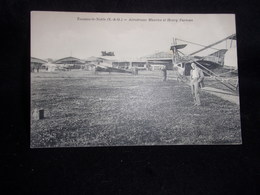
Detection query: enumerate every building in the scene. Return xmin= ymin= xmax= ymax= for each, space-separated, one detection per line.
xmin=86 ymin=56 xmax=103 ymax=64
xmin=204 ymin=49 xmax=228 ymax=65
xmin=141 ymin=51 xmax=173 ymax=70
xmin=131 ymin=61 xmax=147 ymax=70
xmin=112 ymin=61 xmax=147 ymax=70
xmin=86 ymin=56 xmax=116 ymax=67
xmin=31 ymin=57 xmax=47 ymax=72
xmin=53 ymin=57 xmax=86 ymax=70
xmin=99 ymin=56 xmax=117 ymax=66
xmin=112 ymin=61 xmax=130 ymax=69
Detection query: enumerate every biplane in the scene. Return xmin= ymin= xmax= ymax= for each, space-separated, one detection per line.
xmin=170 ymin=34 xmax=238 ymax=92
xmin=92 ymin=54 xmax=134 ymax=74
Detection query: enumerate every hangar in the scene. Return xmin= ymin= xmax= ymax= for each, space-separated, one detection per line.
xmin=143 ymin=52 xmax=173 ymax=70
xmin=53 ymin=57 xmax=86 ymax=70
xmin=31 ymin=57 xmax=47 ymax=72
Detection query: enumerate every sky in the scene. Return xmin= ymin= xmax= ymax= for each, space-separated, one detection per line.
xmin=31 ymin=12 xmax=236 ymax=60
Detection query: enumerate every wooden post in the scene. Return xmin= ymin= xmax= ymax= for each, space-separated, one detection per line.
xmin=39 ymin=109 xmax=44 ymax=119
xmin=32 ymin=109 xmax=44 ymax=120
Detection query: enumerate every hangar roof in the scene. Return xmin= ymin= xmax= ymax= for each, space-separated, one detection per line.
xmin=31 ymin=57 xmax=47 ymax=64
xmin=53 ymin=57 xmax=85 ymax=64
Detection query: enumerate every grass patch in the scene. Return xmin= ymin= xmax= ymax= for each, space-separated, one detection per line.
xmin=31 ymin=71 xmax=241 ymax=147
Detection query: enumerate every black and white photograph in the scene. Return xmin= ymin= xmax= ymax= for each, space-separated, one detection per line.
xmin=31 ymin=12 xmax=241 ymax=147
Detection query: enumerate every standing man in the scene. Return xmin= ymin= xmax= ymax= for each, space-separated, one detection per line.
xmin=162 ymin=66 xmax=167 ymax=81
xmin=94 ymin=66 xmax=97 ymax=74
xmin=190 ymin=63 xmax=204 ymax=106
xmin=135 ymin=67 xmax=138 ymax=75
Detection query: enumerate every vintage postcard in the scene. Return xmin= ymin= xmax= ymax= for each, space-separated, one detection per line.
xmin=31 ymin=11 xmax=241 ymax=147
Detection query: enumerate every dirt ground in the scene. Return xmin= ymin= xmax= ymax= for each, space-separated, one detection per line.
xmin=31 ymin=70 xmax=241 ymax=147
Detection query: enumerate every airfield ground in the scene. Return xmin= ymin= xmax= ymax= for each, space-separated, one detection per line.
xmin=31 ymin=70 xmax=241 ymax=147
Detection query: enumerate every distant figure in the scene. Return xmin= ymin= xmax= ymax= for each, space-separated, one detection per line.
xmin=94 ymin=66 xmax=97 ymax=74
xmin=176 ymin=66 xmax=185 ymax=82
xmin=162 ymin=66 xmax=167 ymax=81
xmin=133 ymin=67 xmax=138 ymax=75
xmin=190 ymin=63 xmax=204 ymax=106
